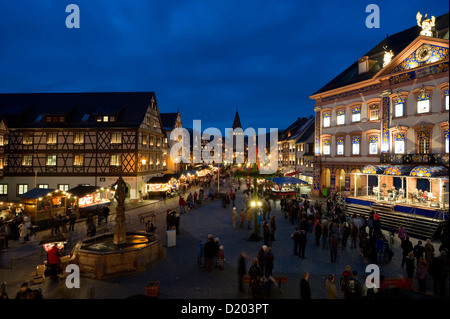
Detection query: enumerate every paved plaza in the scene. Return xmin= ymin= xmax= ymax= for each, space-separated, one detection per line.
xmin=0 ymin=178 xmax=446 ymax=300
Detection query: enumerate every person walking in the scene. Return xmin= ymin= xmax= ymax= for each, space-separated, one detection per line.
xmin=340 ymin=265 xmax=352 ymax=298
xmin=350 ymin=222 xmax=358 ymax=249
xmin=257 ymin=245 xmax=267 ymax=276
xmin=329 ymin=232 xmax=338 ymax=263
xmin=376 ymin=235 xmax=386 ymax=265
xmin=326 ymin=274 xmax=339 ymax=299
xmin=300 ymin=272 xmax=311 ymax=299
xmin=321 ymin=220 xmax=329 ymax=249
xmin=398 ymin=225 xmax=407 ymax=242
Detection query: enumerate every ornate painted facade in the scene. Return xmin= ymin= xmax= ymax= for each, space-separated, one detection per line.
xmin=309 ymin=12 xmax=449 ymax=204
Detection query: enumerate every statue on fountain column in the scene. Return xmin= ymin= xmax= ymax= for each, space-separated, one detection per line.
xmin=113 ymin=176 xmax=127 ymax=247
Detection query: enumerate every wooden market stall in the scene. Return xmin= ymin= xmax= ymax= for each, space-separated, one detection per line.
xmin=67 ymin=185 xmax=111 ymax=218
xmin=19 ymin=188 xmax=68 ymax=227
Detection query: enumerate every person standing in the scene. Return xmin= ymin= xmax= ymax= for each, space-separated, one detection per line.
xmin=232 ymin=206 xmax=238 ymax=228
xmin=68 ymin=209 xmax=77 ymax=232
xmin=326 ymin=274 xmax=339 ymax=299
xmin=263 ymin=221 xmax=270 ymax=246
xmin=314 ymin=219 xmax=322 ymax=247
xmin=237 ymin=252 xmax=248 ymax=292
xmin=424 ymin=239 xmax=435 ymax=264
xmin=415 ymin=257 xmax=429 ymax=293
xmin=401 ymin=236 xmax=413 ymax=268
xmin=103 ymin=206 xmax=110 ymax=224
xmin=217 ymin=245 xmax=225 ymax=270
xmin=15 ymin=283 xmax=32 ymax=299
xmin=203 ymin=236 xmax=215 ymax=272
xmin=298 ymin=230 xmax=307 ymax=259
xmin=329 ymin=232 xmax=338 ymax=263
xmin=240 ymin=209 xmax=245 ymax=228
xmin=257 ymin=245 xmax=267 ymax=276
xmin=292 ymin=227 xmax=300 ymax=256
xmin=345 ymin=271 xmax=362 ymax=299
xmin=197 ymin=240 xmax=204 ymax=266
xmin=405 ymin=251 xmax=416 ymax=279
xmin=246 ymin=207 xmax=253 ymax=230
xmin=413 ymin=240 xmax=425 ymax=265
xmin=270 ymin=216 xmax=277 ymax=241
xmin=264 ymin=247 xmax=274 ymax=278
xmin=300 ymin=272 xmax=311 ymax=299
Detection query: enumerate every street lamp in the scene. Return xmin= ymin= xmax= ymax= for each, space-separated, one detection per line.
xmin=249 ymin=183 xmax=263 ymax=241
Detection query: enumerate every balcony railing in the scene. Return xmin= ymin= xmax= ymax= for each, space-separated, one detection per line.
xmin=380 ymin=153 xmax=449 ymax=165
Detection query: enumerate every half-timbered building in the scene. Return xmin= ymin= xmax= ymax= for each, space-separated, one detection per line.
xmin=0 ymin=92 xmax=167 ymax=202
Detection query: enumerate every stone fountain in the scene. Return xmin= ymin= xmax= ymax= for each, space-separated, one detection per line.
xmin=71 ymin=176 xmax=164 ymax=279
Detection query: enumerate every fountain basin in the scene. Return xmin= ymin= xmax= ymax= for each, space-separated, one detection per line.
xmin=71 ymin=232 xmax=165 ymax=279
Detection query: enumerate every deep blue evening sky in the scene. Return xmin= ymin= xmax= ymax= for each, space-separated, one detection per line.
xmin=0 ymin=0 xmax=448 ymax=131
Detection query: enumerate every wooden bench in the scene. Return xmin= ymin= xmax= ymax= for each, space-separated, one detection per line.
xmin=243 ymin=276 xmax=287 ymax=290
xmin=384 ymin=277 xmax=413 ymax=290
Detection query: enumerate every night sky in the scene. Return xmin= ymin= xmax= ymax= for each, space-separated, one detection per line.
xmin=0 ymin=0 xmax=448 ymax=132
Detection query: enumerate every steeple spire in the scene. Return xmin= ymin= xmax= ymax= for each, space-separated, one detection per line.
xmin=232 ymin=108 xmax=242 ymax=129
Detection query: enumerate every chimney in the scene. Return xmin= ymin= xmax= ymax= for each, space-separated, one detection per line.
xmin=358 ymin=56 xmax=369 ymax=74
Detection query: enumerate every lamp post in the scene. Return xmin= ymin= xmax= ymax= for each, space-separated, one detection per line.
xmin=249 ymin=177 xmax=262 ymax=241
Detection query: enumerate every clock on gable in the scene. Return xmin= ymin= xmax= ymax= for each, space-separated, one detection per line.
xmin=415 ymin=44 xmax=432 ymax=62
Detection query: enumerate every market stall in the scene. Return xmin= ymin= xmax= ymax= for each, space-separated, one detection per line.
xmin=19 ymin=188 xmax=69 ymax=227
xmin=146 ymin=174 xmax=180 ymax=198
xmin=67 ymin=185 xmax=111 ymax=217
xmin=269 ymin=177 xmax=308 ymax=196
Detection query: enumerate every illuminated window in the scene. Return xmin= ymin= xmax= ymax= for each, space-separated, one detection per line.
xmin=368 ymin=104 xmax=379 ymax=121
xmin=38 ymin=184 xmax=49 ymax=189
xmin=23 ymin=155 xmax=33 ymax=166
xmin=394 ymin=133 xmax=405 ymax=154
xmin=352 ymin=107 xmax=361 ymax=123
xmin=323 ymin=112 xmax=330 ymax=127
xmin=111 ymin=154 xmax=121 ymax=166
xmin=47 ymin=155 xmax=57 ymax=166
xmin=111 ymin=133 xmax=122 ymax=144
xmin=0 ymin=158 xmax=3 ymax=170
xmin=444 ymin=89 xmax=449 ymax=111
xmin=336 ymin=110 xmax=345 ymax=125
xmin=368 ymin=135 xmax=378 ymax=155
xmin=0 ymin=135 xmax=3 ymax=146
xmin=352 ymin=136 xmax=360 ymax=155
xmin=58 ymin=184 xmax=69 ymax=191
xmin=74 ymin=133 xmax=84 ymax=144
xmin=47 ymin=133 xmax=57 ymax=144
xmin=74 ymin=154 xmax=84 ymax=166
xmin=17 ymin=184 xmax=28 ymax=195
xmin=323 ymin=139 xmax=330 ymax=155
xmin=445 ymin=129 xmax=449 ymax=153
xmin=0 ymin=184 xmax=7 ymax=195
xmin=23 ymin=134 xmax=33 ymax=145
xmin=417 ymin=93 xmax=430 ymax=114
xmin=394 ymin=98 xmax=405 ymax=117
xmin=103 ymin=116 xmax=109 ymax=122
xmin=337 ymin=137 xmax=344 ymax=155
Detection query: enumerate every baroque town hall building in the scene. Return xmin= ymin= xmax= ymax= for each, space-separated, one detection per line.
xmin=310 ymin=12 xmax=449 ymax=237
